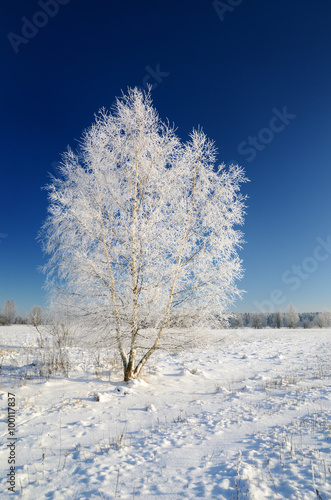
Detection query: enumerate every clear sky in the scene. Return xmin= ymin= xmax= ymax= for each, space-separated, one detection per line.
xmin=1 ymin=0 xmax=331 ymax=316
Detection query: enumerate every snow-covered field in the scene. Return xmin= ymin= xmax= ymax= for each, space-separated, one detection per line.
xmin=0 ymin=326 xmax=330 ymax=499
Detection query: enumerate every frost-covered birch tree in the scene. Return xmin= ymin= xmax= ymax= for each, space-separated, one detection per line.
xmin=4 ymin=300 xmax=17 ymax=325
xmin=286 ymin=303 xmax=299 ymax=328
xmin=40 ymin=88 xmax=248 ymax=381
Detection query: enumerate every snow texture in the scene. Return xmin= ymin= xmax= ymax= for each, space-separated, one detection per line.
xmin=0 ymin=325 xmax=330 ymax=499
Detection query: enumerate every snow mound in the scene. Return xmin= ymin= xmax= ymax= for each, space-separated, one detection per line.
xmin=181 ymin=366 xmax=207 ymax=377
xmin=93 ymin=392 xmax=113 ymax=402
xmin=127 ymin=378 xmax=148 ymax=388
xmin=114 ymin=386 xmax=132 ymax=395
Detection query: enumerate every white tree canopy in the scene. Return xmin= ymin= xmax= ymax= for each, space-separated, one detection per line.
xmin=286 ymin=303 xmax=299 ymax=328
xmin=40 ymin=88 xmax=248 ymax=380
xmin=4 ymin=300 xmax=17 ymax=324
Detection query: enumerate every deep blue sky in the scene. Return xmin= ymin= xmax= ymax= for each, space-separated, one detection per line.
xmin=1 ymin=0 xmax=331 ymax=316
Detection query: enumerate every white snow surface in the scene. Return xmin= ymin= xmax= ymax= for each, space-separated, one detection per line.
xmin=0 ymin=326 xmax=330 ymax=499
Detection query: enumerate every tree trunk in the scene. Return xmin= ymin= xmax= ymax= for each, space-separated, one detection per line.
xmin=124 ymin=361 xmax=134 ymax=382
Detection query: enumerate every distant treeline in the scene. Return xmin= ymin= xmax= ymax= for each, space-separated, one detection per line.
xmin=0 ymin=301 xmax=42 ymax=326
xmin=1 ymin=300 xmax=330 ymax=330
xmin=228 ymin=309 xmax=331 ymax=329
